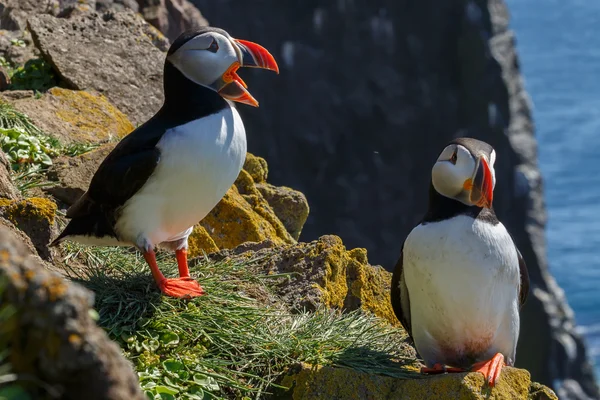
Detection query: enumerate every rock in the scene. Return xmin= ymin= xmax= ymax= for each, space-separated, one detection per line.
xmin=46 ymin=143 xmax=115 ymax=204
xmin=243 ymin=152 xmax=269 ymax=183
xmin=0 ymin=0 xmax=59 ymax=31
xmin=0 ymin=65 xmax=10 ymax=90
xmin=0 ymin=149 xmax=18 ymax=199
xmin=193 ymin=0 xmax=599 ymax=397
xmin=96 ymin=0 xmax=139 ymax=13
xmin=279 ymin=363 xmax=558 ymax=400
xmin=186 ymin=224 xmax=218 ymax=256
xmin=256 ymin=183 xmax=309 ymax=240
xmin=194 ymin=169 xmax=296 ymax=252
xmin=0 ymin=216 xmax=36 ymax=254
xmin=209 ymin=235 xmax=397 ymax=326
xmin=243 ymin=149 xmax=309 ymax=241
xmin=3 ymin=88 xmax=133 ymax=145
xmin=137 ymin=0 xmax=208 ymax=41
xmin=0 ymin=225 xmax=144 ymax=400
xmin=0 ymin=197 xmax=56 ymax=259
xmin=28 ymin=11 xmax=165 ymax=125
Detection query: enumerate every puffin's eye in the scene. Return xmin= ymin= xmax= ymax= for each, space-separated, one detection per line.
xmin=207 ymin=39 xmax=219 ymax=53
xmin=450 ymin=150 xmax=457 ymax=165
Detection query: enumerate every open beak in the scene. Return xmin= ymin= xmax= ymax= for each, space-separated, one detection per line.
xmin=469 ymin=157 xmax=494 ymax=208
xmin=213 ymin=39 xmax=279 ymax=107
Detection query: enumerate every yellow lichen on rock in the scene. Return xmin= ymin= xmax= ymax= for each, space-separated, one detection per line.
xmin=187 ymin=225 xmax=219 ymax=256
xmin=4 ymin=88 xmax=134 ymax=145
xmin=305 ymin=236 xmax=397 ymax=325
xmin=243 ymin=153 xmax=269 ymax=183
xmin=213 ymin=235 xmax=399 ymax=325
xmin=196 ymin=184 xmax=294 ymax=254
xmin=279 ymin=363 xmax=557 ymax=400
xmin=50 ymin=88 xmax=134 ymax=140
xmin=345 ymin=248 xmax=398 ymax=327
xmin=0 ymin=197 xmax=57 ymax=225
xmin=188 ymin=158 xmax=298 ymax=257
xmin=0 ymin=197 xmax=57 ymax=259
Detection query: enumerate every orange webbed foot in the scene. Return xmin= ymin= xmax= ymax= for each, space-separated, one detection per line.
xmin=421 ymin=363 xmax=465 ymax=375
xmin=157 ymin=277 xmax=205 ymax=299
xmin=471 ymin=353 xmax=505 ymax=387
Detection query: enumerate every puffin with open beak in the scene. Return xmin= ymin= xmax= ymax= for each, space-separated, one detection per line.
xmin=51 ymin=27 xmax=279 ymax=298
xmin=391 ymin=137 xmax=529 ymax=387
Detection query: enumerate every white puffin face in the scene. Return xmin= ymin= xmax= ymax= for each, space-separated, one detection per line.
xmin=432 ymin=143 xmax=497 ymax=207
xmin=165 ymin=29 xmax=279 ymax=107
xmin=167 ymin=31 xmax=240 ymax=89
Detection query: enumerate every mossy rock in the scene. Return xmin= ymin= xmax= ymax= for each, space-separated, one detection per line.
xmin=208 ymin=235 xmax=398 ymax=326
xmin=188 ymin=156 xmax=308 ymax=256
xmin=2 ymin=88 xmax=133 ymax=145
xmin=278 ymin=363 xmax=558 ymax=400
xmin=0 ymin=197 xmax=56 ymax=259
xmin=194 ymin=181 xmax=295 ymax=254
xmin=187 ymin=224 xmax=219 ymax=256
xmin=243 ymin=152 xmax=269 ymax=183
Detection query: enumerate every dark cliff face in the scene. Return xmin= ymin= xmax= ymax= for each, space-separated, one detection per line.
xmin=191 ymin=0 xmax=599 ymax=398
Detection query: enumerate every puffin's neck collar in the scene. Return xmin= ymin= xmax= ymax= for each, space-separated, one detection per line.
xmin=422 ymin=182 xmax=498 ymax=224
xmin=160 ymin=61 xmax=229 ymax=124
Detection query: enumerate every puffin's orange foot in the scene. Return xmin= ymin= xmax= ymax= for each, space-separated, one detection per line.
xmin=471 ymin=353 xmax=505 ymax=387
xmin=421 ymin=363 xmax=465 ymax=374
xmin=158 ymin=277 xmax=205 ymax=298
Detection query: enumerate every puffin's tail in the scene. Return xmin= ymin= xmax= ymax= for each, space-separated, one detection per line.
xmin=50 ymin=219 xmax=81 ymax=247
xmin=50 ymin=213 xmax=115 ymax=247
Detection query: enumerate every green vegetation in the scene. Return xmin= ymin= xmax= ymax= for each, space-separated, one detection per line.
xmin=0 ymin=127 xmax=56 ymax=167
xmin=62 ymin=244 xmax=419 ymax=400
xmin=0 ymin=101 xmax=97 ymax=195
xmin=0 ymin=58 xmax=58 ymax=93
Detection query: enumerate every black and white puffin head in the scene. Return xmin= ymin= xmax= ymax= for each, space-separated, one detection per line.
xmin=166 ymin=27 xmax=279 ymax=107
xmin=431 ymin=137 xmax=496 ymax=208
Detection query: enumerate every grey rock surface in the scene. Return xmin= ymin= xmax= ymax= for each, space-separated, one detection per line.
xmin=28 ymin=11 xmax=165 ymax=125
xmin=0 ymin=149 xmax=18 ymax=199
xmin=192 ymin=0 xmax=599 ymax=398
xmin=0 ymin=225 xmax=145 ymax=400
xmin=137 ymin=0 xmax=207 ymax=41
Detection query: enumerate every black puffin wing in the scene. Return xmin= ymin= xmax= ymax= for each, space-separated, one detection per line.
xmin=66 ymin=124 xmax=163 ymax=218
xmin=515 ymin=245 xmax=530 ymax=308
xmin=391 ymin=246 xmax=413 ymax=339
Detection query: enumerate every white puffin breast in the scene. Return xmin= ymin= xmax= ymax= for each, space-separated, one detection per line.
xmin=115 ymin=105 xmax=247 ymax=247
xmin=403 ymin=215 xmax=521 ymax=366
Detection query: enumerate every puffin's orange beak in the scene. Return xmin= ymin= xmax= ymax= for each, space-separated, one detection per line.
xmin=471 ymin=157 xmax=494 ymax=208
xmin=215 ymin=39 xmax=279 ymax=107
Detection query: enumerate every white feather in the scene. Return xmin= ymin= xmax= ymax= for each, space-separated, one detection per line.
xmin=403 ymin=215 xmax=521 ymax=366
xmin=114 ymin=105 xmax=246 ymax=249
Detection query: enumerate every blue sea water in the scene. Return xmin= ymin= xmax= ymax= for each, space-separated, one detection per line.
xmin=507 ymin=0 xmax=600 ymax=374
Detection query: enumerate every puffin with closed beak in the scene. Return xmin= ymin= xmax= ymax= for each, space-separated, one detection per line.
xmin=391 ymin=137 xmax=529 ymax=386
xmin=51 ymin=27 xmax=279 ymax=298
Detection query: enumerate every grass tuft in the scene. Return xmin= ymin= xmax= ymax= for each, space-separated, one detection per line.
xmin=61 ymin=244 xmax=420 ymax=399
